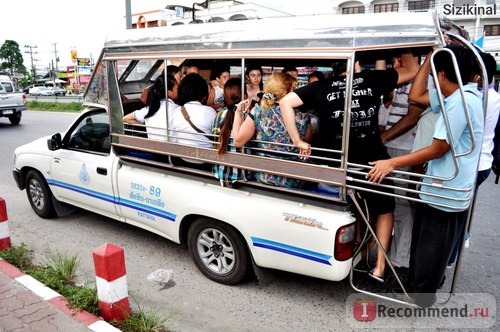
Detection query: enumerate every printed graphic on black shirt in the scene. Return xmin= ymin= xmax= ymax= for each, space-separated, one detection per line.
xmin=295 ymin=69 xmax=398 ymax=163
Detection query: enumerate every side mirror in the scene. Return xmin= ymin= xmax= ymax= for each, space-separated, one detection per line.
xmin=47 ymin=133 xmax=62 ymax=151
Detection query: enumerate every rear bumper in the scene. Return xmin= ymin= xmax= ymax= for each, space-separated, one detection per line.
xmin=0 ymin=106 xmax=26 ymax=117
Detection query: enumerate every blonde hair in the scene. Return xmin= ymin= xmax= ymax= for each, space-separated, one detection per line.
xmin=260 ymin=73 xmax=296 ymax=110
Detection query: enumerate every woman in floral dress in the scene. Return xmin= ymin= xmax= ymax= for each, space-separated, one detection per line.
xmin=232 ymin=72 xmax=312 ymax=189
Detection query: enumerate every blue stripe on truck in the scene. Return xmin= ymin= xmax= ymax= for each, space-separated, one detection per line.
xmin=47 ymin=179 xmax=176 ymax=221
xmin=251 ymin=237 xmax=332 ymax=265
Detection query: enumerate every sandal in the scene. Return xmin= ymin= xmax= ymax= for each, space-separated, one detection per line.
xmin=369 ymin=268 xmax=384 ymax=283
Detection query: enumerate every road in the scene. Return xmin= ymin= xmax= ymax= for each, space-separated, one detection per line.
xmin=0 ymin=111 xmax=498 ymax=331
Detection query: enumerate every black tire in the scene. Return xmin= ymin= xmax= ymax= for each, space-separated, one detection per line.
xmin=187 ymin=218 xmax=250 ymax=285
xmin=25 ymin=170 xmax=57 ymax=218
xmin=8 ymin=112 xmax=21 ymax=125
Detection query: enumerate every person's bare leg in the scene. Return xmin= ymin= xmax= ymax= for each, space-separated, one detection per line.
xmin=372 ymin=212 xmax=393 ymax=278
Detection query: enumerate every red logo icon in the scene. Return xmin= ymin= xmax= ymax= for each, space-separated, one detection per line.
xmin=353 ymin=299 xmax=377 ymax=321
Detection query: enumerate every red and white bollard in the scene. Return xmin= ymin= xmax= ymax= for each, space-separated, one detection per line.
xmin=0 ymin=197 xmax=11 ymax=251
xmin=92 ymin=243 xmax=130 ymax=321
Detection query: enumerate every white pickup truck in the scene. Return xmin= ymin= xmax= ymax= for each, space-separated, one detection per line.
xmin=12 ymin=107 xmax=355 ymax=285
xmin=0 ymin=75 xmax=26 ymax=125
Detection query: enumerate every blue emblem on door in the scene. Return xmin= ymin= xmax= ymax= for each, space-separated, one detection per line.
xmin=79 ymin=163 xmax=90 ymax=184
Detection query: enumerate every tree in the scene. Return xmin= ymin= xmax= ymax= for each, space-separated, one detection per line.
xmin=0 ymin=40 xmax=26 ymax=76
xmin=17 ymin=73 xmax=33 ymax=88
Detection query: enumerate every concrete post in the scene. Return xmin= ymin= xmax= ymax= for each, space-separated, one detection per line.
xmin=92 ymin=243 xmax=130 ymax=321
xmin=0 ymin=197 xmax=11 ymax=251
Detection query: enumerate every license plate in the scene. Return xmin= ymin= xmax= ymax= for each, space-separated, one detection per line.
xmin=2 ymin=110 xmax=13 ymax=115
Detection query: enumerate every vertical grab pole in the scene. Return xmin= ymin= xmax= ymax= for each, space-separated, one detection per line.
xmin=348 ymin=189 xmax=416 ymax=306
xmin=439 ymin=34 xmax=489 ymax=300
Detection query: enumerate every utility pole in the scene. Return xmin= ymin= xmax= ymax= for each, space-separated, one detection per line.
xmin=125 ymin=0 xmax=132 ymax=29
xmin=24 ymin=45 xmax=38 ymax=79
xmin=52 ymin=43 xmax=60 ymax=82
xmin=52 ymin=43 xmax=60 ymax=72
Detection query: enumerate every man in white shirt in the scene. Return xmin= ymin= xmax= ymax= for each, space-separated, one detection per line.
xmin=379 ymin=51 xmax=423 ymax=273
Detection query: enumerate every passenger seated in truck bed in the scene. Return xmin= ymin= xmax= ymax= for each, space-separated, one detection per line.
xmin=123 ymin=73 xmax=179 ymax=141
xmin=169 ymin=73 xmax=216 ymax=171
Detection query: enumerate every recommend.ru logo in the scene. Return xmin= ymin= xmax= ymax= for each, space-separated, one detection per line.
xmin=346 ymin=293 xmax=496 ymax=329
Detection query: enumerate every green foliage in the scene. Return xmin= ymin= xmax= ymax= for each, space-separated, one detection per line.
xmin=42 ymin=249 xmax=80 ymax=283
xmin=18 ymin=73 xmax=34 ymax=88
xmin=0 ymin=40 xmax=26 ymax=75
xmin=0 ymin=243 xmax=34 ymax=271
xmin=27 ymin=100 xmax=84 ymax=112
xmin=60 ymin=282 xmax=99 ymax=316
xmin=29 ymin=265 xmax=100 ymax=315
xmin=2 ymin=244 xmax=171 ymax=331
xmin=28 ymin=266 xmax=65 ymax=292
xmin=112 ymin=304 xmax=170 ymax=332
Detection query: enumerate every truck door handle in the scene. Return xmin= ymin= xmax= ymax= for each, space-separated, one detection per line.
xmin=96 ymin=167 xmax=107 ymax=175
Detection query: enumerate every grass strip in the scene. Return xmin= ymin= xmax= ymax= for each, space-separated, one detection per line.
xmin=0 ymin=244 xmax=169 ymax=331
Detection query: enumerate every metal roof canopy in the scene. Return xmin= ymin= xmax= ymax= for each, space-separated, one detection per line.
xmin=102 ymin=11 xmax=465 ymax=58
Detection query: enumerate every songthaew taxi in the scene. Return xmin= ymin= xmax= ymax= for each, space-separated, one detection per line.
xmin=13 ymin=10 xmax=484 ymax=306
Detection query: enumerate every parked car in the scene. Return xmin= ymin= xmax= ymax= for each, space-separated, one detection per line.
xmin=29 ymin=86 xmax=54 ymax=96
xmin=24 ymin=83 xmax=45 ymax=94
xmin=49 ymin=86 xmax=67 ymax=96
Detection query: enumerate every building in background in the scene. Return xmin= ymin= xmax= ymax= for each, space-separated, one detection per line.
xmin=327 ymin=0 xmax=499 ymax=65
xmin=131 ymin=0 xmax=293 ymax=28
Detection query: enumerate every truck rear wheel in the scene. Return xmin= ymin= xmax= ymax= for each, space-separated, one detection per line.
xmin=25 ymin=170 xmax=56 ymax=218
xmin=9 ymin=112 xmax=21 ymax=125
xmin=188 ymin=218 xmax=250 ymax=285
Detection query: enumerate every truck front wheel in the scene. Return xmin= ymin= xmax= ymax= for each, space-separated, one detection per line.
xmin=25 ymin=170 xmax=56 ymax=218
xmin=9 ymin=112 xmax=21 ymax=125
xmin=188 ymin=218 xmax=250 ymax=285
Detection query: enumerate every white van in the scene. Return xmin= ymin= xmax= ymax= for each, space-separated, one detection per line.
xmin=13 ymin=11 xmax=480 ymax=300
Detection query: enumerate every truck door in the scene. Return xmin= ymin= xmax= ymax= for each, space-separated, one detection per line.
xmin=49 ymin=109 xmax=119 ymax=219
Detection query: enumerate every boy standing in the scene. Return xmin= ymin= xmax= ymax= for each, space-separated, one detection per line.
xmin=366 ymin=45 xmax=484 ymax=307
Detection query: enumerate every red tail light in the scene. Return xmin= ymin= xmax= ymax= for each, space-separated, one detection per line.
xmin=334 ymin=222 xmax=355 ymax=261
xmin=22 ymin=94 xmax=27 ymax=105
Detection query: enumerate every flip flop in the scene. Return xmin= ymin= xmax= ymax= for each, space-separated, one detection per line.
xmin=369 ymin=269 xmax=384 ymax=283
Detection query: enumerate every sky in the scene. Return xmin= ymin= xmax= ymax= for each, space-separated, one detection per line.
xmin=0 ymin=0 xmax=332 ymax=75
xmin=1 ymin=0 xmax=129 ymax=73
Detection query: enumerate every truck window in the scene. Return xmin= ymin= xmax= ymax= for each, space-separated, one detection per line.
xmin=1 ymin=82 xmax=13 ymax=92
xmin=67 ymin=110 xmax=110 ymax=154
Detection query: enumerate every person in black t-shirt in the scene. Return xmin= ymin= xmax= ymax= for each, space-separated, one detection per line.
xmin=279 ymin=52 xmax=419 ymax=282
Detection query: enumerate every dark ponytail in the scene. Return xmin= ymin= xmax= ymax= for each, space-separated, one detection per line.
xmin=145 ymin=74 xmax=167 ymax=119
xmin=217 ymin=78 xmax=241 ymax=156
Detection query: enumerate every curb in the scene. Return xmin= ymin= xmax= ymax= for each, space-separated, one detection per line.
xmin=0 ymin=258 xmax=120 ymax=332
